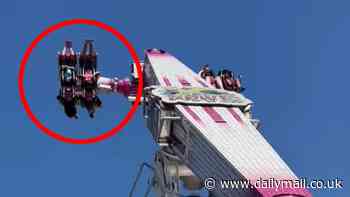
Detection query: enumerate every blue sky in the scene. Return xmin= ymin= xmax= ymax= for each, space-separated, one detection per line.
xmin=0 ymin=0 xmax=348 ymax=196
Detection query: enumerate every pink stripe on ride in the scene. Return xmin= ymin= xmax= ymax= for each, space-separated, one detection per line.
xmin=227 ymin=108 xmax=243 ymax=125
xmin=183 ymin=106 xmax=202 ymax=123
xmin=163 ymin=77 xmax=172 ymax=86
xmin=203 ymin=107 xmax=226 ymax=123
xmin=177 ymin=77 xmax=191 ymax=86
xmin=176 ymin=77 xmax=226 ymax=124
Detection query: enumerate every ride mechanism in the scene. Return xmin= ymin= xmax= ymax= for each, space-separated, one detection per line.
xmin=57 ymin=40 xmax=312 ymax=197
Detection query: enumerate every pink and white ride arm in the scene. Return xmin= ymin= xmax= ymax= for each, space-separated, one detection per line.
xmin=97 ymin=76 xmax=133 ymax=97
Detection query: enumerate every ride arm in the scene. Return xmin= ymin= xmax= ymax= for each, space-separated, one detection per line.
xmin=97 ymin=76 xmax=134 ymax=97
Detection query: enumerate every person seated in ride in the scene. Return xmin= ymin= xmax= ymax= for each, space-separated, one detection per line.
xmin=199 ymin=64 xmax=219 ymax=87
xmin=217 ymin=69 xmax=244 ymax=93
xmin=84 ymin=69 xmax=94 ymax=83
xmin=62 ymin=68 xmax=75 ymax=86
xmin=234 ymin=75 xmax=245 ymax=93
xmin=81 ymin=89 xmax=101 ymax=118
xmin=80 ymin=69 xmax=98 ymax=90
xmin=57 ymin=87 xmax=78 ymax=119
